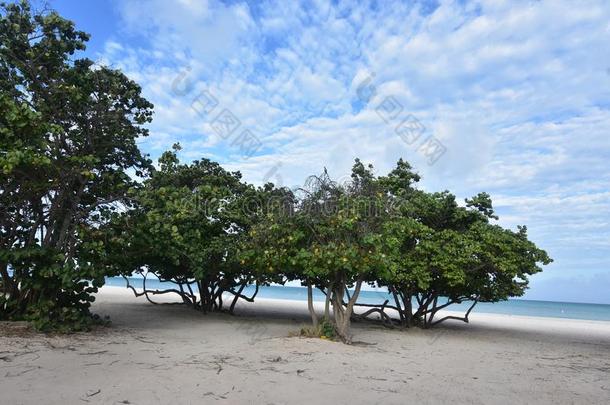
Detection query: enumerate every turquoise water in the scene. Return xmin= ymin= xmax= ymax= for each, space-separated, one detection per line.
xmin=105 ymin=276 xmax=610 ymax=322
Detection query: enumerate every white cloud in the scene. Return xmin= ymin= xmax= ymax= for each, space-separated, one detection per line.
xmin=99 ymin=0 xmax=610 ymax=302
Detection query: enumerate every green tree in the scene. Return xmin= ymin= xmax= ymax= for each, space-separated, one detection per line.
xmin=0 ymin=1 xmax=153 ymax=330
xmin=111 ymin=146 xmax=243 ymax=311
xmin=380 ymin=180 xmax=552 ymax=328
xmin=112 ymin=147 xmax=295 ymax=313
xmin=242 ymin=161 xmax=392 ymax=343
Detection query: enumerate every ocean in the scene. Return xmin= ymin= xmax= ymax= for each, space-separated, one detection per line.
xmin=105 ymin=276 xmax=610 ymax=322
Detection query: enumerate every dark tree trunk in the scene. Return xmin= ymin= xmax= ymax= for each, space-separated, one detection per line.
xmin=402 ymin=290 xmax=413 ymax=327
xmin=229 ymin=282 xmax=247 ymax=314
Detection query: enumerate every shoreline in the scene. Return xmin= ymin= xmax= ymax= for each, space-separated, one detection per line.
xmin=109 ymin=276 xmax=610 ymax=307
xmin=104 ymin=279 xmax=610 ymax=320
xmin=97 ymin=285 xmax=610 ymax=342
xmin=98 ymin=284 xmax=610 ymax=325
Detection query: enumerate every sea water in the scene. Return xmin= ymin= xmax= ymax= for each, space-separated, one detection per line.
xmin=104 ymin=276 xmax=610 ymax=322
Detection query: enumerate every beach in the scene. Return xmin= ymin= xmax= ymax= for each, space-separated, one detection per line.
xmin=1 ymin=286 xmax=609 ymax=405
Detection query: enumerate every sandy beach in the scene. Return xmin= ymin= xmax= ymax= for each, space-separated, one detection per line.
xmin=1 ymin=286 xmax=609 ymax=405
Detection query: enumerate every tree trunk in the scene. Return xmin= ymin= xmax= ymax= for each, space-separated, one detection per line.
xmin=229 ymin=282 xmax=247 ymax=314
xmin=414 ymin=293 xmax=436 ymax=328
xmin=390 ymin=286 xmax=412 ymax=328
xmin=331 ymin=276 xmax=364 ymax=344
xmin=331 ymin=284 xmax=347 ymax=341
xmin=324 ymin=281 xmax=332 ymax=320
xmin=404 ymin=291 xmax=413 ymax=327
xmin=307 ymin=284 xmax=318 ymax=328
xmin=198 ymin=280 xmax=212 ymax=313
xmin=426 ymin=294 xmax=438 ymax=327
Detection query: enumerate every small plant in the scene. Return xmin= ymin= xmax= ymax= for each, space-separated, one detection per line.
xmin=319 ymin=318 xmax=335 ymax=339
xmin=292 ymin=318 xmax=336 ymax=340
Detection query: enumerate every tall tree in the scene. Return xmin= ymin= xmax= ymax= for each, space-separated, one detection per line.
xmin=0 ymin=1 xmax=153 ymax=330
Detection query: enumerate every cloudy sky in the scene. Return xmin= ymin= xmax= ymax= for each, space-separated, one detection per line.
xmin=50 ymin=0 xmax=610 ymax=304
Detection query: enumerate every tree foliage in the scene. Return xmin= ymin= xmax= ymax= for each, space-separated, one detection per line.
xmin=106 ymin=146 xmax=295 ymax=313
xmin=378 ymin=179 xmax=552 ymax=328
xmin=0 ymin=1 xmax=152 ymax=330
xmin=242 ymin=162 xmax=393 ymax=342
xmin=240 ymin=159 xmax=551 ymax=341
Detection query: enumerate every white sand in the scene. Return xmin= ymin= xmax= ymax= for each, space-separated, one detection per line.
xmin=1 ymin=286 xmax=609 ymax=404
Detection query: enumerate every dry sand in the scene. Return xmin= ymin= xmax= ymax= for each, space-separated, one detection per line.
xmin=1 ymin=286 xmax=609 ymax=405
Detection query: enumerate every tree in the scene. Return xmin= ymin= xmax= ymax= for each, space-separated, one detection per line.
xmin=379 ymin=184 xmax=552 ymax=328
xmin=112 ymin=146 xmax=295 ymax=313
xmin=242 ymin=161 xmax=392 ymax=343
xmin=111 ymin=146 xmax=242 ymax=311
xmin=0 ymin=1 xmax=153 ymax=330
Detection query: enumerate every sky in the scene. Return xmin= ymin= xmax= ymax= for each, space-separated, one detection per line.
xmin=44 ymin=0 xmax=610 ymax=304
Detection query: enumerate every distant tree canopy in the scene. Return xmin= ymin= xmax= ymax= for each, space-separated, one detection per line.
xmin=0 ymin=1 xmax=552 ymax=340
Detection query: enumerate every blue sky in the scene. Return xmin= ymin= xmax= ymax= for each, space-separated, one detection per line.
xmin=46 ymin=0 xmax=610 ymax=304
